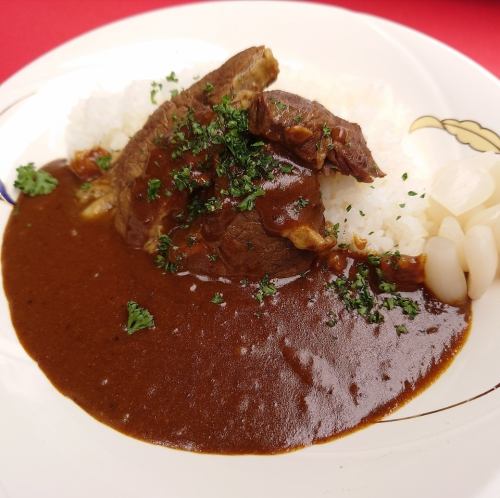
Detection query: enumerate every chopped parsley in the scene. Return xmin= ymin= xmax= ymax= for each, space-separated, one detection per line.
xmin=207 ymin=253 xmax=218 ymax=262
xmin=150 ymin=81 xmax=163 ymax=104
xmin=204 ymin=197 xmax=222 ymax=213
xmin=154 ymin=234 xmax=178 ymax=273
xmin=325 ymin=222 xmax=340 ymax=238
xmin=165 ymin=96 xmax=278 ymax=215
xmin=147 ymin=178 xmax=162 ymax=202
xmin=399 ymin=203 xmax=406 ymax=208
xmin=211 ymin=292 xmax=224 ymax=305
xmin=125 ymin=301 xmax=155 ymax=335
xmin=271 ymin=98 xmax=287 ymax=112
xmin=95 ymin=155 xmax=112 ymax=171
xmin=254 ymin=274 xmax=277 ymax=303
xmin=280 ymin=163 xmax=294 ymax=174
xmin=359 ymin=210 xmax=365 ymax=217
xmin=293 ymin=115 xmax=303 ymax=124
xmin=402 ymin=172 xmax=408 ymax=181
xmin=204 ymin=82 xmax=214 ymax=94
xmin=395 ymin=324 xmax=408 ymax=336
xmin=367 ymin=254 xmax=381 ymax=266
xmin=294 ymin=197 xmax=310 ymax=212
xmin=322 ymin=123 xmax=331 ymax=137
xmin=408 ymin=191 xmax=418 ymax=196
xmin=171 ymin=167 xmax=197 ymax=192
xmin=166 ymin=71 xmax=178 ymax=82
xmin=80 ymin=182 xmax=92 ymax=191
xmin=326 ymin=261 xmax=420 ymax=325
xmin=14 ymin=163 xmax=58 ymax=196
xmin=379 ymin=281 xmax=396 ymax=293
xmin=346 ymin=204 xmax=352 ymax=212
xmin=238 ymin=187 xmax=265 ymax=211
xmin=170 ymin=89 xmax=179 ymax=98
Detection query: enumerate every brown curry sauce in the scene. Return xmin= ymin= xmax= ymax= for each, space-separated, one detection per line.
xmin=1 ymin=163 xmax=470 ymax=454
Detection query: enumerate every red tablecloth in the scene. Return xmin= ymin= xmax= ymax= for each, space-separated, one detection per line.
xmin=1 ymin=0 xmax=499 ymax=83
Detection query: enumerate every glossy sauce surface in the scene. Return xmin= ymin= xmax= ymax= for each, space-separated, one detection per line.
xmin=2 ymin=165 xmax=471 ymax=453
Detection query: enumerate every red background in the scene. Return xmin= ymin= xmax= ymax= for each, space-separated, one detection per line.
xmin=0 ymin=0 xmax=499 ymax=83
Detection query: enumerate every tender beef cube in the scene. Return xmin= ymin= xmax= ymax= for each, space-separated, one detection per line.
xmin=248 ymin=90 xmax=384 ymax=182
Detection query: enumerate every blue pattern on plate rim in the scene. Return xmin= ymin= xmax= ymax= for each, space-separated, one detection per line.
xmin=0 ymin=179 xmax=16 ymax=206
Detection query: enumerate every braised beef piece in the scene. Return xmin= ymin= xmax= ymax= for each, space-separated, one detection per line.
xmin=248 ymin=90 xmax=384 ymax=182
xmin=114 ymin=46 xmax=279 ymax=247
xmin=166 ymin=148 xmax=326 ymax=278
xmin=108 ymin=47 xmax=383 ymax=280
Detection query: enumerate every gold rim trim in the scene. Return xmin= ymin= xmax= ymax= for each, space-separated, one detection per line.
xmin=410 ymin=116 xmax=500 ymax=153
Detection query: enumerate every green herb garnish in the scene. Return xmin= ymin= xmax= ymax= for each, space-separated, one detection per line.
xmin=166 ymin=71 xmax=178 ymax=82
xmin=211 ymin=292 xmax=224 ymax=305
xmin=271 ymin=98 xmax=287 ymax=112
xmin=294 ymin=197 xmax=310 ymax=212
xmin=254 ymin=274 xmax=277 ymax=303
xmin=126 ymin=301 xmax=155 ymax=335
xmin=325 ymin=222 xmax=340 ymax=238
xmin=402 ymin=172 xmax=408 ymax=181
xmin=395 ymin=324 xmax=408 ymax=336
xmin=204 ymin=82 xmax=214 ymax=94
xmin=147 ymin=178 xmax=162 ymax=202
xmin=379 ymin=281 xmax=396 ymax=293
xmin=80 ymin=182 xmax=92 ymax=191
xmin=14 ymin=163 xmax=58 ymax=196
xmin=150 ymin=81 xmax=163 ymax=104
xmin=95 ymin=155 xmax=112 ymax=171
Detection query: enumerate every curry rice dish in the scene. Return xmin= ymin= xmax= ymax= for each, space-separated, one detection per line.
xmin=2 ymin=47 xmax=471 ymax=454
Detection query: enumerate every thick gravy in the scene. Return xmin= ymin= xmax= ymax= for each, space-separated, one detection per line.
xmin=2 ymin=164 xmax=470 ymax=453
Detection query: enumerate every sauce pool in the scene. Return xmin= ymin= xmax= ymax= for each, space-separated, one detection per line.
xmin=1 ymin=163 xmax=471 ymax=454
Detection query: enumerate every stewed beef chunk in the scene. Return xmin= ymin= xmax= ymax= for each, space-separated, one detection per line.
xmin=248 ymin=90 xmax=384 ymax=182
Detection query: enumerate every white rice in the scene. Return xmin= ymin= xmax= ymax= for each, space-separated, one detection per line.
xmin=65 ymin=70 xmax=430 ymax=256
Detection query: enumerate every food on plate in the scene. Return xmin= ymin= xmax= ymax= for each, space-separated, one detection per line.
xmin=4 ymin=46 xmax=494 ymax=454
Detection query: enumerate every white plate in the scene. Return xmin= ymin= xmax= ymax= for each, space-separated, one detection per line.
xmin=1 ymin=2 xmax=500 ymax=497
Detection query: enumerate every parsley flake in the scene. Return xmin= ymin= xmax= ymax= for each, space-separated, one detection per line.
xmin=254 ymin=274 xmax=277 ymax=303
xmin=150 ymin=81 xmax=163 ymax=104
xmin=147 ymin=178 xmax=162 ymax=202
xmin=395 ymin=324 xmax=408 ymax=336
xmin=95 ymin=155 xmax=112 ymax=171
xmin=14 ymin=163 xmax=58 ymax=196
xmin=126 ymin=301 xmax=155 ymax=335
xmin=166 ymin=71 xmax=178 ymax=82
xmin=211 ymin=292 xmax=224 ymax=305
xmin=294 ymin=197 xmax=310 ymax=212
